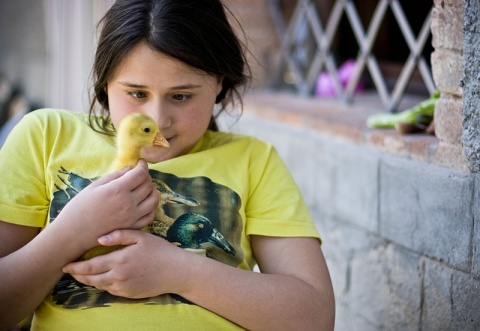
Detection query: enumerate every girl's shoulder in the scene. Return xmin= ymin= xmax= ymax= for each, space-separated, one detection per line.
xmin=203 ymin=130 xmax=273 ymax=151
xmin=26 ymin=107 xmax=87 ymax=119
xmin=21 ymin=108 xmax=90 ymax=128
xmin=21 ymin=108 xmax=111 ymax=135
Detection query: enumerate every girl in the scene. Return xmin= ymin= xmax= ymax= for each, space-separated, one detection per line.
xmin=0 ymin=0 xmax=335 ymax=329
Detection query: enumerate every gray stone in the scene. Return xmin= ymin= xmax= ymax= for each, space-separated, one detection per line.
xmin=379 ymin=156 xmax=474 ymax=270
xmin=463 ymin=0 xmax=480 ymax=172
xmin=422 ymin=259 xmax=480 ymax=330
xmin=345 ymin=243 xmax=422 ymax=330
xmin=473 ymin=174 xmax=480 ymax=278
xmin=314 ymin=142 xmax=380 ymax=232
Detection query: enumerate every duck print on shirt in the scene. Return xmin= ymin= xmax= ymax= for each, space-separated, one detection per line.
xmin=50 ymin=168 xmax=243 ymax=308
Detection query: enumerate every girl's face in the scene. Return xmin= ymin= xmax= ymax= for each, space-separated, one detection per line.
xmin=107 ymin=42 xmax=223 ymax=163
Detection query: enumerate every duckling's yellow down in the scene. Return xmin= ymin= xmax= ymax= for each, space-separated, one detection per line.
xmin=109 ymin=113 xmax=169 ymax=171
xmin=80 ymin=113 xmax=169 ymax=261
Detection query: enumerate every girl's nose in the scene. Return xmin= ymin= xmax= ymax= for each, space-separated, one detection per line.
xmin=146 ymin=102 xmax=171 ymax=130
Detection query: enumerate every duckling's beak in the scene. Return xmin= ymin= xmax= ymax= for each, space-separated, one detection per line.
xmin=153 ymin=133 xmax=170 ymax=148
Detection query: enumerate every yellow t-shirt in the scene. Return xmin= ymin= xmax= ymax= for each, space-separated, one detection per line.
xmin=0 ymin=109 xmax=320 ymax=330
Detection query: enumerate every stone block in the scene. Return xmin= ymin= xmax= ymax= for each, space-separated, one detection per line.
xmin=404 ymin=135 xmax=438 ymax=163
xmin=334 ymin=300 xmax=378 ymax=331
xmin=367 ymin=129 xmax=408 ymax=157
xmin=431 ymin=49 xmax=463 ymax=97
xmin=345 ymin=243 xmax=423 ymax=330
xmin=314 ymin=212 xmax=387 ymax=331
xmin=473 ymin=174 xmax=480 ymax=278
xmin=435 ymin=142 xmax=470 ymax=172
xmin=431 ymin=1 xmax=464 ymax=51
xmin=313 ymin=141 xmax=379 ymax=232
xmin=379 ymin=156 xmax=474 ymax=271
xmin=313 ymin=211 xmax=384 ymax=299
xmin=434 ymin=96 xmax=463 ymax=145
xmin=422 ymin=259 xmax=480 ymax=330
xmin=434 ymin=0 xmax=466 ymax=7
xmin=283 ymin=132 xmax=319 ymax=209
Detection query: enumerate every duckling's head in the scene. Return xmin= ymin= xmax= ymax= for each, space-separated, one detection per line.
xmin=116 ymin=113 xmax=170 ymax=151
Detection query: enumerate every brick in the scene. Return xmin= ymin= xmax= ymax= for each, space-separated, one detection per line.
xmin=435 ymin=142 xmax=470 ymax=172
xmin=433 ymin=0 xmax=465 ymax=7
xmin=366 ymin=129 xmax=408 ymax=156
xmin=405 ymin=135 xmax=438 ymax=163
xmin=434 ymin=96 xmax=463 ymax=145
xmin=431 ymin=1 xmax=464 ymax=51
xmin=431 ymin=49 xmax=464 ymax=97
xmin=379 ymin=156 xmax=474 ymax=271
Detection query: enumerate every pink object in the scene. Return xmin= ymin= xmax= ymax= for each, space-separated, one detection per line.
xmin=315 ymin=60 xmax=364 ymax=97
xmin=315 ymin=73 xmax=337 ymax=97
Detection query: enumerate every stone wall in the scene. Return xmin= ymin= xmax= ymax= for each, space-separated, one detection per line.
xmin=462 ymin=0 xmax=480 ymax=172
xmin=222 ymin=110 xmax=480 ymax=330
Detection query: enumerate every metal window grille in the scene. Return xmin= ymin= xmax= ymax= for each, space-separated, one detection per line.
xmin=269 ymin=0 xmax=436 ymax=112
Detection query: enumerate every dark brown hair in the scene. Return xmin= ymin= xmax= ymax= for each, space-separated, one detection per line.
xmin=89 ymin=0 xmax=250 ymax=134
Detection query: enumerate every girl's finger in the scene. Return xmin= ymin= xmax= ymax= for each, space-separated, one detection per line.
xmin=91 ymin=166 xmax=131 ymax=187
xmin=114 ymin=159 xmax=150 ymax=190
xmin=98 ymin=229 xmax=143 ymax=247
xmin=136 ymin=187 xmax=159 ymax=219
xmin=63 ymin=253 xmax=114 ymax=275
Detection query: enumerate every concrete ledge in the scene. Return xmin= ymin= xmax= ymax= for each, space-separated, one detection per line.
xmin=240 ymin=92 xmax=470 ymax=172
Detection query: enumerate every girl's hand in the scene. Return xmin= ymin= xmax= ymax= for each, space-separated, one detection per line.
xmin=56 ymin=159 xmax=159 ymax=252
xmin=62 ymin=229 xmax=189 ymax=299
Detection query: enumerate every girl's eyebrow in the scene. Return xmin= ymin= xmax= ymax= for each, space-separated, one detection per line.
xmin=118 ymin=81 xmax=202 ymax=90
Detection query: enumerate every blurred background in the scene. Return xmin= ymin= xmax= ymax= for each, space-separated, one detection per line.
xmin=0 ymin=0 xmax=434 ymax=113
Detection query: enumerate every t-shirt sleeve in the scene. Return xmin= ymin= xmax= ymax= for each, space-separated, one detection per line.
xmin=0 ymin=111 xmax=50 ymax=227
xmin=245 ymin=142 xmax=321 ymax=241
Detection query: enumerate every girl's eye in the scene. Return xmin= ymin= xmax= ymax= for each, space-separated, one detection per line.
xmin=128 ymin=91 xmax=147 ymax=99
xmin=172 ymin=94 xmax=191 ymax=102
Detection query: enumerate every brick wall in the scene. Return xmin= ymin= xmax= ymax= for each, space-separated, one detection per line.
xmin=431 ymin=0 xmax=469 ymax=170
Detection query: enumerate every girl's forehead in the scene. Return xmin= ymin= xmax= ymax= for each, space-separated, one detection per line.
xmin=112 ymin=43 xmax=213 ymax=83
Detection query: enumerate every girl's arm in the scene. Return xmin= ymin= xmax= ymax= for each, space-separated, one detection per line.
xmin=0 ymin=221 xmax=81 ymax=328
xmin=185 ymin=235 xmax=336 ymax=330
xmin=64 ymin=231 xmax=335 ymax=330
xmin=0 ymin=161 xmax=158 ymax=328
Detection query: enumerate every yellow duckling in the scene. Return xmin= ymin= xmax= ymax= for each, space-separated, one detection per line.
xmin=80 ymin=113 xmax=169 ymax=261
xmin=109 ymin=113 xmax=170 ymax=171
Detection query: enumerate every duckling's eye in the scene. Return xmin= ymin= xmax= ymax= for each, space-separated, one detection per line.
xmin=143 ymin=127 xmax=151 ymax=133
